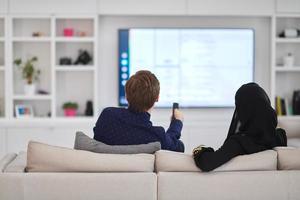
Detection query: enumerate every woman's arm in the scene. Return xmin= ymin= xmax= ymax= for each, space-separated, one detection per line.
xmin=193 ymin=137 xmax=245 ymax=172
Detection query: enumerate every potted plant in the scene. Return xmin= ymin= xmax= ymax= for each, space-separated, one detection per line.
xmin=62 ymin=102 xmax=78 ymax=117
xmin=14 ymin=56 xmax=40 ymax=95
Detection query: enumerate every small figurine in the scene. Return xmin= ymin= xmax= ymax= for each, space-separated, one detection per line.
xmin=74 ymin=50 xmax=92 ymax=65
xmin=32 ymin=32 xmax=44 ymax=37
xmin=85 ymin=101 xmax=93 ymax=116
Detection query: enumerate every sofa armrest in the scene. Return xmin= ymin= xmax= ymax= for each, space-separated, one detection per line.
xmin=0 ymin=153 xmax=17 ymax=172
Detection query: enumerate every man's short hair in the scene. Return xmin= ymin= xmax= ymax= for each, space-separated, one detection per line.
xmin=125 ymin=70 xmax=160 ymax=112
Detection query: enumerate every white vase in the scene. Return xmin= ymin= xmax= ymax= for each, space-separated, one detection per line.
xmin=24 ymin=84 xmax=36 ymax=95
xmin=283 ymin=54 xmax=294 ymax=67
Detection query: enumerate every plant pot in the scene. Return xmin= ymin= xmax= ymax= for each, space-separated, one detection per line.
xmin=24 ymin=84 xmax=36 ymax=95
xmin=64 ymin=108 xmax=77 ymax=117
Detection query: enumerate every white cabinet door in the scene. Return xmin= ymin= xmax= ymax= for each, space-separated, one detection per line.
xmin=0 ymin=129 xmax=6 ymax=159
xmin=0 ymin=0 xmax=8 ymax=14
xmin=277 ymin=0 xmax=300 ymax=13
xmin=5 ymin=127 xmax=92 ymax=153
xmin=9 ymin=0 xmax=97 ymax=14
xmin=187 ymin=0 xmax=275 ymax=16
xmin=6 ymin=128 xmax=53 ymax=153
xmin=98 ymin=0 xmax=186 ymax=15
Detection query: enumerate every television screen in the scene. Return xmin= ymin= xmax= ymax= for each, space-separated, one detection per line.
xmin=118 ymin=28 xmax=254 ymax=107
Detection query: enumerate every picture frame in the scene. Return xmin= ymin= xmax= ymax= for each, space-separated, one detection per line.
xmin=15 ymin=105 xmax=34 ymax=118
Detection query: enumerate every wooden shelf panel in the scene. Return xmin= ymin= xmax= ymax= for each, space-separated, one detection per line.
xmin=12 ymin=37 xmax=51 ymax=42
xmin=13 ymin=95 xmax=52 ymax=100
xmin=55 ymin=37 xmax=95 ymax=42
xmin=276 ymin=38 xmax=300 ymax=43
xmin=55 ymin=65 xmax=95 ymax=71
xmin=278 ymin=116 xmax=300 ymax=121
xmin=275 ymin=66 xmax=300 ymax=72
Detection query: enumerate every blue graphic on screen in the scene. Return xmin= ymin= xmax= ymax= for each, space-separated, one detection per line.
xmin=118 ymin=29 xmax=254 ymax=107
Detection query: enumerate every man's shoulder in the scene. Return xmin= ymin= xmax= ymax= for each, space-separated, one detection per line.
xmin=101 ymin=107 xmax=127 ymax=115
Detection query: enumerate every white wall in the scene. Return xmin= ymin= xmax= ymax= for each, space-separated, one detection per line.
xmin=98 ymin=16 xmax=271 ymax=152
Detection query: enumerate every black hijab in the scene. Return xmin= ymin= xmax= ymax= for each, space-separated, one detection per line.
xmin=226 ymin=83 xmax=278 ymax=152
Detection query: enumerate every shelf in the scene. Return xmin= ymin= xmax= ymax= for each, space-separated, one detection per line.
xmin=276 ymin=38 xmax=300 ymax=43
xmin=278 ymin=116 xmax=300 ymax=121
xmin=12 ymin=37 xmax=51 ymax=42
xmin=55 ymin=116 xmax=95 ymax=120
xmin=0 ymin=16 xmax=97 ymax=123
xmin=13 ymin=95 xmax=52 ymax=100
xmin=55 ymin=66 xmax=95 ymax=71
xmin=275 ymin=66 xmax=300 ymax=72
xmin=276 ymin=14 xmax=300 ymax=18
xmin=55 ymin=37 xmax=94 ymax=42
xmin=0 ymin=117 xmax=95 ymax=128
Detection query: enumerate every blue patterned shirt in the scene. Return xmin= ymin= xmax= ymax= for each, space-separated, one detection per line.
xmin=93 ymin=107 xmax=184 ymax=152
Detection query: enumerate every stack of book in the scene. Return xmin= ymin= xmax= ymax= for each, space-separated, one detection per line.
xmin=275 ymin=96 xmax=291 ymax=116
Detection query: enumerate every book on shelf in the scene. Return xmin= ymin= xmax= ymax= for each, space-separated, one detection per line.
xmin=275 ymin=96 xmax=292 ymax=116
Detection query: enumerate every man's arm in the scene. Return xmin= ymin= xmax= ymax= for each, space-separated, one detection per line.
xmin=157 ymin=109 xmax=185 ymax=152
xmin=165 ymin=119 xmax=184 ymax=152
xmin=166 ymin=119 xmax=182 ymax=139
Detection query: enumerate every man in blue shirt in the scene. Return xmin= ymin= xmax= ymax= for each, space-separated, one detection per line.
xmin=93 ymin=70 xmax=184 ymax=152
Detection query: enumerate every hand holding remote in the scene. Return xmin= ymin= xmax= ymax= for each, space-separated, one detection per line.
xmin=172 ymin=103 xmax=184 ymax=122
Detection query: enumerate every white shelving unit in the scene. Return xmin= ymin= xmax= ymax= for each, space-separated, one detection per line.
xmin=11 ymin=16 xmax=52 ymax=119
xmin=53 ymin=16 xmax=97 ymax=119
xmin=0 ymin=16 xmax=6 ymax=118
xmin=0 ymin=15 xmax=98 ymax=121
xmin=271 ymin=14 xmax=300 ymax=120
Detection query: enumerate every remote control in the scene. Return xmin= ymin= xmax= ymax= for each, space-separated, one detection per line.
xmin=172 ymin=102 xmax=179 ymax=120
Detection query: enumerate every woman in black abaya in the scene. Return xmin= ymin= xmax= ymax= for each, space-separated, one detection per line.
xmin=193 ymin=83 xmax=287 ymax=172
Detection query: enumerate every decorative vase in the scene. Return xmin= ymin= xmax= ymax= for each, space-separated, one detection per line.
xmin=283 ymin=53 xmax=294 ymax=67
xmin=24 ymin=84 xmax=36 ymax=95
xmin=63 ymin=28 xmax=74 ymax=37
xmin=64 ymin=109 xmax=77 ymax=117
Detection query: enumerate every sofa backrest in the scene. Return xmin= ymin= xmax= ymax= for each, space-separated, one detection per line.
xmin=2 ymin=144 xmax=300 ymax=173
xmin=26 ymin=141 xmax=155 ymax=172
xmin=155 ymin=150 xmax=278 ymax=172
xmin=275 ymin=147 xmax=300 ymax=170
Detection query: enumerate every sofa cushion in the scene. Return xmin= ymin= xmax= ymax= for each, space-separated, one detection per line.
xmin=74 ymin=132 xmax=161 ymax=154
xmin=155 ymin=150 xmax=277 ymax=172
xmin=288 ymin=138 xmax=300 ymax=148
xmin=157 ymin=171 xmax=300 ymax=200
xmin=276 ymin=147 xmax=300 ymax=170
xmin=4 ymin=151 xmax=27 ymax=173
xmin=0 ymin=153 xmax=17 ymax=172
xmin=26 ymin=141 xmax=155 ymax=172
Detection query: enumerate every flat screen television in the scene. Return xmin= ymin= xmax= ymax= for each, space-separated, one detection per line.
xmin=118 ymin=28 xmax=254 ymax=107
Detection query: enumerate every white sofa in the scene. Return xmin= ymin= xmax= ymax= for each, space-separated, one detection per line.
xmin=0 ymin=145 xmax=300 ymax=200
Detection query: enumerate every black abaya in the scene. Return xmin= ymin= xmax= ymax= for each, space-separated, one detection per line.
xmin=193 ymin=83 xmax=287 ymax=172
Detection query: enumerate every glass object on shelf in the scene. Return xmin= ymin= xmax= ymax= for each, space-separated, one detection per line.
xmin=283 ymin=53 xmax=295 ymax=67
